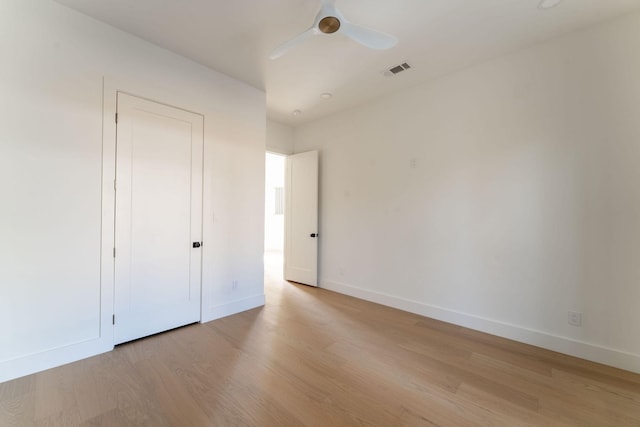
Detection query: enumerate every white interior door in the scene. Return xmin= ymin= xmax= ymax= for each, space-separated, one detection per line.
xmin=285 ymin=151 xmax=319 ymax=286
xmin=114 ymin=92 xmax=203 ymax=345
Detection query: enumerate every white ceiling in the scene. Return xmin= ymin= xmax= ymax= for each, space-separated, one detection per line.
xmin=55 ymin=0 xmax=640 ymax=126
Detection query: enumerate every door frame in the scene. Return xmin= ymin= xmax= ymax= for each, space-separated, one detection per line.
xmin=101 ymin=76 xmax=205 ymax=347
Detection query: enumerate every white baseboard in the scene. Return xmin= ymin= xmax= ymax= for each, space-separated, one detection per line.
xmin=321 ymin=279 xmax=640 ymax=374
xmin=0 ymin=338 xmax=113 ymax=384
xmin=201 ymin=294 xmax=265 ymax=323
xmin=1 ymin=294 xmax=265 ymax=384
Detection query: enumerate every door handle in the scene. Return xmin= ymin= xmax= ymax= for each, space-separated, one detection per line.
xmin=310 ymin=233 xmax=318 ymax=238
xmin=192 ymin=242 xmax=202 ymax=248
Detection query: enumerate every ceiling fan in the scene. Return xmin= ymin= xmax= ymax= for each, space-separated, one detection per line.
xmin=269 ymin=0 xmax=397 ymax=59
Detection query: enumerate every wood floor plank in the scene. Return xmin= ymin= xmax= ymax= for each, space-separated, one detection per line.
xmin=1 ymin=255 xmax=639 ymax=425
xmin=0 ymin=393 xmax=36 ymax=427
xmin=31 ymin=368 xmax=75 ymax=422
xmin=470 ymin=351 xmax=640 ymax=425
xmin=0 ymin=374 xmax=34 ymax=402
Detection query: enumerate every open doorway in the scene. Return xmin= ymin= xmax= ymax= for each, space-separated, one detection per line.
xmin=264 ymin=152 xmax=286 ymax=280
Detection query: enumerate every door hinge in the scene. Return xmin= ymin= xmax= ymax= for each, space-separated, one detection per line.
xmin=113 ymin=179 xmax=116 ymax=191
xmin=113 ymin=248 xmax=116 ymax=258
xmin=112 ymin=315 xmax=115 ymax=325
xmin=115 ymin=112 xmax=118 ymax=124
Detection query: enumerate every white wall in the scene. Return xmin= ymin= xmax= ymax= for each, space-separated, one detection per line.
xmin=267 ymin=119 xmax=295 ymax=155
xmin=294 ymin=12 xmax=640 ymax=373
xmin=0 ymin=0 xmax=265 ymax=382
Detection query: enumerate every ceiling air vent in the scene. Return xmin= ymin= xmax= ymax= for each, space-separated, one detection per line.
xmin=384 ymin=62 xmax=411 ymax=77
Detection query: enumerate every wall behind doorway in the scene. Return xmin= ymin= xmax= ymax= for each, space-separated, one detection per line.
xmin=265 ymin=153 xmax=286 ymax=253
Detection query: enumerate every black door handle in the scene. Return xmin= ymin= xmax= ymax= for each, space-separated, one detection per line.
xmin=310 ymin=233 xmax=318 ymax=238
xmin=193 ymin=242 xmax=202 ymax=248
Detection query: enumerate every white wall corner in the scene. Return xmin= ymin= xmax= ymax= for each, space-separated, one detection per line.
xmin=266 ymin=119 xmax=295 ymax=155
xmin=321 ymin=279 xmax=640 ymax=375
xmin=201 ymin=294 xmax=266 ymax=323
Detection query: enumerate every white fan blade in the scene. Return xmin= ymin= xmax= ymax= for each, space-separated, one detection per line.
xmin=341 ymin=22 xmax=397 ymax=50
xmin=269 ymin=27 xmax=317 ymax=59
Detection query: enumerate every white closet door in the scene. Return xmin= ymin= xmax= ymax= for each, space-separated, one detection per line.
xmin=114 ymin=92 xmax=203 ymax=344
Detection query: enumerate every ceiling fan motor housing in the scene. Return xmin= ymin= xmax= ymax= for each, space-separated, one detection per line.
xmin=319 ymin=16 xmax=341 ymax=34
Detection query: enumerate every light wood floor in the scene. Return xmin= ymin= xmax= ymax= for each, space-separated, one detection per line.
xmin=1 ymin=257 xmax=640 ymax=426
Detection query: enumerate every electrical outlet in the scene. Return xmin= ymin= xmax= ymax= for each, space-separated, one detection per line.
xmin=568 ymin=311 xmax=582 ymax=327
xmin=232 ymin=280 xmax=239 ymax=291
